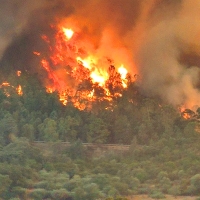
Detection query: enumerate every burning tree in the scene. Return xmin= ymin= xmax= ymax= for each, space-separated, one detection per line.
xmin=33 ymin=24 xmax=131 ymax=110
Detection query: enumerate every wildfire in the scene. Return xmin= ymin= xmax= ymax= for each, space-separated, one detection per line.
xmin=76 ymin=56 xmax=108 ymax=86
xmin=35 ymin=24 xmax=130 ymax=110
xmin=118 ymin=65 xmax=128 ymax=88
xmin=16 ymin=85 xmax=23 ymax=96
xmin=0 ymin=75 xmax=23 ymax=97
xmin=118 ymin=65 xmax=127 ymax=79
xmin=59 ymin=91 xmax=68 ymax=106
xmin=1 ymin=82 xmax=10 ymax=87
xmin=76 ymin=56 xmax=97 ymax=69
xmin=182 ymin=112 xmax=192 ymax=120
xmin=179 ymin=106 xmax=196 ymax=120
xmin=33 ymin=51 xmax=41 ymax=56
xmin=46 ymin=87 xmax=54 ymax=93
xmin=17 ymin=71 xmax=21 ymax=77
xmin=90 ymin=71 xmax=106 ymax=86
xmin=62 ymin=28 xmax=74 ymax=40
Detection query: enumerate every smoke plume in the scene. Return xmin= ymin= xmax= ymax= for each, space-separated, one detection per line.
xmin=136 ymin=0 xmax=200 ymax=109
xmin=1 ymin=0 xmax=200 ymax=109
xmin=0 ymin=0 xmax=44 ymax=58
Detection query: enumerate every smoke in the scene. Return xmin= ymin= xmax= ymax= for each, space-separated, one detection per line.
xmin=136 ymin=0 xmax=200 ymax=109
xmin=1 ymin=0 xmax=200 ymax=109
xmin=0 ymin=0 xmax=45 ymax=59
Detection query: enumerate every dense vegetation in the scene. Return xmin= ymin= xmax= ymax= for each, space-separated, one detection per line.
xmin=0 ymin=71 xmax=200 ymax=199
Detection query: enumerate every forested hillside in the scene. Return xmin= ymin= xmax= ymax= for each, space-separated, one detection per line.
xmin=0 ymin=70 xmax=200 ymax=199
xmin=0 ymin=69 xmax=197 ymax=145
xmin=1 ymin=0 xmax=200 ymax=199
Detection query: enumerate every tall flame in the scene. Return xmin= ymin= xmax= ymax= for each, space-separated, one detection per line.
xmin=118 ymin=65 xmax=128 ymax=88
xmin=35 ymin=25 xmax=130 ymax=110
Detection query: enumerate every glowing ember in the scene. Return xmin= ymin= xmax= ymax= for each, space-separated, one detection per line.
xmin=1 ymin=82 xmax=10 ymax=87
xmin=0 ymin=81 xmax=23 ymax=97
xmin=182 ymin=112 xmax=192 ymax=120
xmin=17 ymin=85 xmax=23 ymax=96
xmin=0 ymin=82 xmax=11 ymax=97
xmin=17 ymin=71 xmax=21 ymax=77
xmin=180 ymin=106 xmax=195 ymax=120
xmin=59 ymin=91 xmax=68 ymax=105
xmin=46 ymin=87 xmax=54 ymax=93
xmin=33 ymin=51 xmax=41 ymax=56
xmin=41 ymin=59 xmax=49 ymax=71
xmin=88 ymin=89 xmax=94 ymax=98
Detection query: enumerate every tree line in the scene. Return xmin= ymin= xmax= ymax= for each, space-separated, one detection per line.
xmin=0 ymin=70 xmax=200 ymax=199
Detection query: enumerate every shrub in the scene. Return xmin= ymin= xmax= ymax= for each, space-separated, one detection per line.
xmin=83 ymin=183 xmax=103 ymax=200
xmin=34 ymin=180 xmax=48 ymax=189
xmin=112 ymin=182 xmax=129 ymax=195
xmin=159 ymin=177 xmax=171 ymax=193
xmin=50 ymin=189 xmax=69 ymax=200
xmin=133 ymin=168 xmax=148 ymax=183
xmin=129 ymin=177 xmax=140 ymax=190
xmin=103 ymin=185 xmax=119 ymax=197
xmin=168 ymin=185 xmax=181 ymax=196
xmin=137 ymin=185 xmax=150 ymax=194
xmin=157 ymin=171 xmax=168 ymax=181
xmin=91 ymin=173 xmax=110 ymax=190
xmin=0 ymin=174 xmax=12 ymax=194
xmin=187 ymin=174 xmax=200 ymax=195
xmin=71 ymin=187 xmax=86 ymax=200
xmin=29 ymin=188 xmax=48 ymax=200
xmin=11 ymin=187 xmax=27 ymax=199
xmin=149 ymin=190 xmax=165 ymax=199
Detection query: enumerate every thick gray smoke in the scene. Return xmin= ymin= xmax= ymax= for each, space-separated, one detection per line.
xmin=0 ymin=0 xmax=45 ymax=58
xmin=1 ymin=0 xmax=200 ymax=109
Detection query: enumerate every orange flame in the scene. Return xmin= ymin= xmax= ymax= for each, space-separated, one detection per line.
xmin=0 ymin=81 xmax=23 ymax=97
xmin=182 ymin=112 xmax=192 ymax=120
xmin=17 ymin=71 xmax=21 ymax=77
xmin=179 ymin=106 xmax=195 ymax=120
xmin=59 ymin=91 xmax=68 ymax=105
xmin=36 ymin=25 xmax=130 ymax=109
xmin=90 ymin=71 xmax=106 ymax=86
xmin=118 ymin=65 xmax=128 ymax=88
xmin=17 ymin=85 xmax=23 ymax=96
xmin=33 ymin=51 xmax=41 ymax=56
xmin=1 ymin=82 xmax=10 ymax=87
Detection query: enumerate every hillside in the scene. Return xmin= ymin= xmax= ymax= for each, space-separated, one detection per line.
xmin=1 ymin=32 xmax=200 ymax=199
xmin=1 ymin=1 xmax=200 ymax=199
xmin=0 ymin=72 xmax=200 ymax=199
